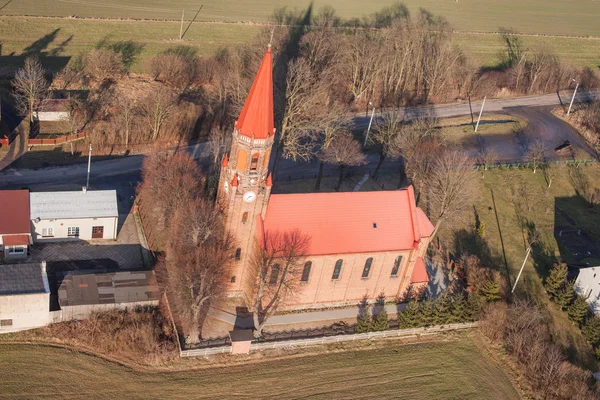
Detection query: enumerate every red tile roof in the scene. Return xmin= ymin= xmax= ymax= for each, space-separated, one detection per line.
xmin=262 ymin=187 xmax=434 ymax=256
xmin=234 ymin=48 xmax=274 ymax=139
xmin=0 ymin=190 xmax=30 ymax=235
xmin=410 ymin=257 xmax=429 ymax=283
xmin=3 ymin=234 xmax=30 ymax=246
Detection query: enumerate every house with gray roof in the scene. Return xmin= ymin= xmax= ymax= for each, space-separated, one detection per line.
xmin=29 ymin=189 xmax=118 ymax=242
xmin=0 ymin=262 xmax=50 ymax=333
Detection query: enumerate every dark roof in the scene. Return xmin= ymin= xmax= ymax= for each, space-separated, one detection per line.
xmin=0 ymin=190 xmax=30 ymax=235
xmin=0 ymin=263 xmax=48 ymax=295
xmin=58 ymin=269 xmax=159 ymax=307
xmin=229 ymin=329 xmax=254 ymax=342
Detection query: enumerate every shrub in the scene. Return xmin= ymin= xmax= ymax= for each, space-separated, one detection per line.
xmin=85 ymin=48 xmax=124 ymax=82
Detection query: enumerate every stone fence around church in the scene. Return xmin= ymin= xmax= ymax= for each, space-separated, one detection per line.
xmin=180 ymin=322 xmax=478 ymax=358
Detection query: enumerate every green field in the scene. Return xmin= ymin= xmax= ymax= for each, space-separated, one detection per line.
xmin=2 ymin=0 xmax=600 ymax=37
xmin=0 ymin=336 xmax=520 ymax=399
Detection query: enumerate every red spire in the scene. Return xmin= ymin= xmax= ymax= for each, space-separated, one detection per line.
xmin=221 ymin=154 xmax=229 ymax=167
xmin=231 ymin=174 xmax=239 ymax=186
xmin=266 ymin=173 xmax=273 ymax=186
xmin=235 ymin=47 xmax=274 ymax=139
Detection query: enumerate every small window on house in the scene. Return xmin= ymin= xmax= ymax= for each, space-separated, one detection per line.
xmin=67 ymin=226 xmax=80 ymax=237
xmin=332 ymin=259 xmax=343 ymax=280
xmin=7 ymin=246 xmax=25 ymax=254
xmin=250 ymin=153 xmax=259 ymax=171
xmin=269 ymin=264 xmax=280 ymax=285
xmin=235 ymin=248 xmax=242 ymax=260
xmin=301 ymin=261 xmax=312 ymax=282
xmin=242 ymin=212 xmax=249 ymax=224
xmin=373 ymin=223 xmax=377 ymax=228
xmin=362 ymin=257 xmax=373 ymax=279
xmin=231 ymin=276 xmax=236 ymax=283
xmin=41 ymin=228 xmax=54 ymax=237
xmin=391 ymin=256 xmax=403 ymax=277
xmin=0 ymin=319 xmax=12 ymax=327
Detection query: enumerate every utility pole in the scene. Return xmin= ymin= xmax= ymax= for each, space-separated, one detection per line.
xmin=511 ymin=246 xmax=531 ymax=293
xmin=179 ymin=10 xmax=185 ymax=40
xmin=567 ymin=79 xmax=579 ymax=116
xmin=86 ymin=143 xmax=92 ymax=190
xmin=474 ymin=96 xmax=486 ymax=132
xmin=363 ymin=102 xmax=376 ymax=147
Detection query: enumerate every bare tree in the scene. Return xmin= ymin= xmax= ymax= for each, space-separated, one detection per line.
xmin=429 ymin=148 xmax=478 ymax=238
xmin=206 ymin=126 xmax=232 ymax=165
xmin=475 ymin=135 xmax=498 ymax=178
xmin=85 ymin=48 xmax=124 ymax=82
xmin=542 ymin=160 xmax=558 ymax=188
xmin=369 ymin=110 xmax=402 ymax=178
xmin=11 ymin=55 xmax=48 ymax=123
xmin=157 ymin=198 xmax=233 ymax=343
xmin=117 ymin=96 xmax=136 ymax=147
xmin=150 ymin=49 xmax=199 ymax=91
xmin=313 ymin=106 xmax=350 ymax=191
xmin=138 ymin=87 xmax=176 ymax=142
xmin=526 ymin=139 xmax=546 ymax=173
xmin=251 ymin=230 xmax=310 ymax=338
xmin=320 ymin=131 xmax=367 ymax=191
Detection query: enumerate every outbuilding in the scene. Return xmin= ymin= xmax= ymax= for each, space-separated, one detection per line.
xmin=30 ymin=189 xmax=118 ymax=242
xmin=574 ymin=266 xmax=600 ymax=315
xmin=0 ymin=262 xmax=51 ymax=333
xmin=0 ymin=190 xmax=32 ymax=260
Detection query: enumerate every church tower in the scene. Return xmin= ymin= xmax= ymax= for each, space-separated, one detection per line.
xmin=217 ymin=45 xmax=275 ymax=298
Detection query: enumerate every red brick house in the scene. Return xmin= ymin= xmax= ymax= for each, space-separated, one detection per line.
xmin=0 ymin=190 xmax=32 ymax=260
xmin=217 ymin=46 xmax=434 ymax=309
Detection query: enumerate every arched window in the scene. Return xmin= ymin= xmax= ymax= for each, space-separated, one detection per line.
xmin=391 ymin=255 xmax=402 ymax=276
xmin=231 ymin=276 xmax=236 ymax=283
xmin=242 ymin=212 xmax=248 ymax=224
xmin=301 ymin=261 xmax=312 ymax=282
xmin=235 ymin=248 xmax=242 ymax=261
xmin=332 ymin=259 xmax=343 ymax=280
xmin=269 ymin=264 xmax=280 ymax=285
xmin=250 ymin=153 xmax=259 ymax=171
xmin=362 ymin=257 xmax=373 ymax=279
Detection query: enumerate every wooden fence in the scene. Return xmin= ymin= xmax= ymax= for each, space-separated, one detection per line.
xmin=180 ymin=322 xmax=478 ymax=358
xmin=28 ymin=132 xmax=86 ymax=145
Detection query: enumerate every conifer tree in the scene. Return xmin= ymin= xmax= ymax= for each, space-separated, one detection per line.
xmin=567 ymin=295 xmax=589 ymax=325
xmin=555 ymin=280 xmax=576 ymax=310
xmin=420 ymin=300 xmax=435 ymax=327
xmin=450 ymin=294 xmax=466 ymax=323
xmin=545 ymin=263 xmax=568 ymax=300
xmin=372 ymin=309 xmax=389 ymax=331
xmin=398 ymin=300 xmax=421 ymax=329
xmin=582 ymin=316 xmax=600 ymax=346
xmin=433 ymin=295 xmax=452 ymax=324
xmin=464 ymin=294 xmax=482 ymax=322
xmin=356 ymin=304 xmax=372 ymax=333
xmin=480 ymin=280 xmax=501 ymax=302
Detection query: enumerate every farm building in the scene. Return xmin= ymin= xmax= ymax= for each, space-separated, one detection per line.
xmin=574 ymin=266 xmax=600 ymax=315
xmin=35 ymin=98 xmax=70 ymax=122
xmin=57 ymin=269 xmax=160 ymax=320
xmin=0 ymin=262 xmax=50 ymax=333
xmin=29 ymin=189 xmax=118 ymax=242
xmin=0 ymin=190 xmax=32 ymax=260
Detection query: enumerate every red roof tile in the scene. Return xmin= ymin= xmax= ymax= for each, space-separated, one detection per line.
xmin=0 ymin=190 xmax=30 ymax=235
xmin=221 ymin=154 xmax=229 ymax=167
xmin=416 ymin=208 xmax=435 ymax=237
xmin=3 ymin=234 xmax=30 ymax=246
xmin=234 ymin=48 xmax=274 ymax=139
xmin=410 ymin=257 xmax=429 ymax=283
xmin=262 ymin=187 xmax=433 ymax=256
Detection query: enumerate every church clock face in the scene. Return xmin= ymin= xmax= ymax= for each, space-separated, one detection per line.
xmin=243 ymin=191 xmax=257 ymax=203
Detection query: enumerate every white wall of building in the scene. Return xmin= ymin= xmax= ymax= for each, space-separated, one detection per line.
xmin=575 ymin=266 xmax=600 ymax=314
xmin=34 ymin=111 xmax=70 ymax=122
xmin=0 ymin=293 xmax=50 ymax=333
xmin=31 ymin=216 xmax=117 ymax=242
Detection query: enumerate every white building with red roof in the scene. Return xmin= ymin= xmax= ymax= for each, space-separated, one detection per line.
xmin=0 ymin=190 xmax=32 ymax=260
xmin=217 ymin=46 xmax=434 ymax=309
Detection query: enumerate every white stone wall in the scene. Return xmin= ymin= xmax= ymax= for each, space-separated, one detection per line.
xmin=31 ymin=217 xmax=117 ymax=242
xmin=0 ymin=293 xmax=50 ymax=333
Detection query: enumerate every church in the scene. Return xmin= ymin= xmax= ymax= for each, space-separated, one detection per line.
xmin=217 ymin=45 xmax=434 ymax=310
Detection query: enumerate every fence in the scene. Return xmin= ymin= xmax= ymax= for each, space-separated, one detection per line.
xmin=28 ymin=132 xmax=86 ymax=145
xmin=475 ymin=158 xmax=596 ymax=170
xmin=179 ymin=322 xmax=477 ymax=358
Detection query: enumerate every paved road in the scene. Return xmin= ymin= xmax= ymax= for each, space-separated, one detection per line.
xmin=0 ymin=90 xmax=597 ymax=189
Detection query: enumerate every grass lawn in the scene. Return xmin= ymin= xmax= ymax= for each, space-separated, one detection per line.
xmin=0 ymin=335 xmax=520 ymax=399
xmin=1 ymin=15 xmax=600 ymax=74
xmin=438 ymin=113 xmax=526 ymax=147
xmin=2 ymin=0 xmax=600 ymax=37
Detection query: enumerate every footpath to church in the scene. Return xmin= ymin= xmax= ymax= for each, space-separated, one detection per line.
xmin=211 ymin=303 xmax=407 ymax=329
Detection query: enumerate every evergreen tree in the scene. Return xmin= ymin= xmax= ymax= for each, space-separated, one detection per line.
xmin=420 ymin=300 xmax=435 ymax=327
xmin=433 ymin=295 xmax=452 ymax=324
xmin=372 ymin=309 xmax=389 ymax=331
xmin=545 ymin=263 xmax=568 ymax=300
xmin=595 ymin=346 xmax=600 ymax=362
xmin=480 ymin=280 xmax=501 ymax=302
xmin=582 ymin=316 xmax=600 ymax=346
xmin=356 ymin=306 xmax=372 ymax=333
xmin=567 ymin=295 xmax=590 ymax=325
xmin=555 ymin=280 xmax=576 ymax=310
xmin=450 ymin=294 xmax=467 ymax=323
xmin=398 ymin=300 xmax=421 ymax=329
xmin=464 ymin=294 xmax=482 ymax=322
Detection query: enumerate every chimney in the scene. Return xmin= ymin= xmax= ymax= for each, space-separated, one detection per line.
xmin=41 ymin=260 xmax=46 ymax=273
